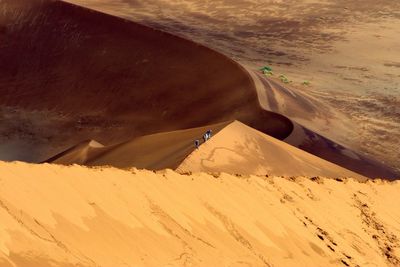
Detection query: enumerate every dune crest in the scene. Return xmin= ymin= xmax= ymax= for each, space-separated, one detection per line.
xmin=0 ymin=161 xmax=399 ymax=267
xmin=0 ymin=0 xmax=398 ymax=179
xmin=45 ymin=140 xmax=104 ymax=165
xmin=47 ymin=121 xmax=231 ymax=169
xmin=63 ymin=0 xmax=400 ymax=174
xmin=46 ymin=121 xmax=367 ymax=181
xmin=177 ymin=121 xmax=367 ymax=181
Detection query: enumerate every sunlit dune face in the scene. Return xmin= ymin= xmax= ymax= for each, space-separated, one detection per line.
xmin=64 ymin=0 xmax=400 ymax=172
xmin=0 ymin=161 xmax=399 ymax=266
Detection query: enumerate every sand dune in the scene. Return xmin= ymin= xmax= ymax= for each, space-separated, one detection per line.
xmin=0 ymin=0 xmax=291 ymax=160
xmin=1 ymin=1 xmax=399 ymax=266
xmin=47 ymin=120 xmax=396 ymax=180
xmin=0 ymin=161 xmax=399 ymax=267
xmin=64 ymin=0 xmax=400 ymax=174
xmin=47 ymin=121 xmax=230 ymax=170
xmin=0 ymin=0 xmax=398 ymax=179
xmin=285 ymin=122 xmax=398 ymax=180
xmin=177 ymin=121 xmax=367 ymax=181
xmin=252 ymin=73 xmax=399 ymax=179
xmin=45 ymin=140 xmax=104 ymax=165
xmin=48 ymin=120 xmax=367 ymax=180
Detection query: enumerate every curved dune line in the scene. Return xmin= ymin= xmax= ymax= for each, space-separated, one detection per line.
xmin=0 ymin=0 xmax=398 ymax=179
xmin=0 ymin=0 xmax=292 ymax=154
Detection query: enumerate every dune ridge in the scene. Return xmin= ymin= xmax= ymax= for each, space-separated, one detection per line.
xmin=0 ymin=0 xmax=398 ymax=179
xmin=63 ymin=0 xmax=400 ymax=174
xmin=177 ymin=121 xmax=368 ymax=181
xmin=48 ymin=120 xmax=367 ymax=181
xmin=0 ymin=0 xmax=291 ymax=158
xmin=46 ymin=121 xmax=231 ymax=170
xmin=0 ymin=161 xmax=399 ymax=267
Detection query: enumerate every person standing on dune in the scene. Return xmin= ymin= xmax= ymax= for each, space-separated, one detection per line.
xmin=194 ymin=139 xmax=200 ymax=149
xmin=203 ymin=133 xmax=208 ymax=142
xmin=203 ymin=130 xmax=213 ymax=143
xmin=207 ymin=129 xmax=212 ymax=139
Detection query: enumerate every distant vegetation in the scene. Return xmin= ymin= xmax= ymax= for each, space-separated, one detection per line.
xmin=261 ymin=66 xmax=310 ymax=86
xmin=279 ymin=74 xmax=291 ymax=84
xmin=259 ymin=65 xmax=273 ymax=76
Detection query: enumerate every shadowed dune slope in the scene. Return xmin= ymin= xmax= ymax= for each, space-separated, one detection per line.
xmin=47 ymin=121 xmax=230 ymax=170
xmin=252 ymin=72 xmax=400 ymax=180
xmin=0 ymin=0 xmax=291 ymax=155
xmin=0 ymin=161 xmax=399 ymax=267
xmin=177 ymin=121 xmax=367 ymax=181
xmin=47 ymin=120 xmax=396 ymax=180
xmin=47 ymin=121 xmax=367 ymax=181
xmin=287 ymin=123 xmax=399 ymax=181
xmin=64 ymin=0 xmax=400 ymax=176
xmin=0 ymin=0 xmax=397 ymax=179
xmin=44 ymin=140 xmax=104 ymax=165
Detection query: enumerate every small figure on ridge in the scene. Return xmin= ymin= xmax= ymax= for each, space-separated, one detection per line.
xmin=202 ymin=129 xmax=213 ymax=143
xmin=206 ymin=129 xmax=212 ymax=139
xmin=203 ymin=133 xmax=208 ymax=142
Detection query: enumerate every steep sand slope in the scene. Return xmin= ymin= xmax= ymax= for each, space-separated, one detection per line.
xmin=0 ymin=161 xmax=399 ymax=267
xmin=177 ymin=121 xmax=367 ymax=181
xmin=284 ymin=122 xmax=398 ymax=180
xmin=47 ymin=121 xmax=230 ymax=169
xmin=0 ymin=0 xmax=397 ymax=179
xmin=251 ymin=67 xmax=399 ymax=180
xmin=64 ymin=0 xmax=400 ymax=174
xmin=45 ymin=120 xmax=367 ymax=180
xmin=44 ymin=140 xmax=104 ymax=165
xmin=0 ymin=0 xmax=291 ymax=162
xmin=46 ymin=120 xmax=387 ymax=180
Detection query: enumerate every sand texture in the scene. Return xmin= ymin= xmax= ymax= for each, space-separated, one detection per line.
xmin=0 ymin=1 xmax=399 ymax=266
xmin=0 ymin=161 xmax=399 ymax=267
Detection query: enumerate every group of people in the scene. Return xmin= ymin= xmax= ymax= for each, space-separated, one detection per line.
xmin=194 ymin=129 xmax=212 ymax=149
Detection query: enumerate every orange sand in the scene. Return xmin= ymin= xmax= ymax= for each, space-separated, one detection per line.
xmin=0 ymin=161 xmax=399 ymax=266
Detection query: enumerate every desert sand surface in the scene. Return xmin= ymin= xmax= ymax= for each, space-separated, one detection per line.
xmin=0 ymin=161 xmax=399 ymax=267
xmin=63 ymin=0 xmax=400 ymax=174
xmin=46 ymin=119 xmax=396 ymax=179
xmin=47 ymin=121 xmax=230 ymax=170
xmin=177 ymin=121 xmax=367 ymax=181
xmin=1 ymin=0 xmax=397 ymax=179
xmin=1 ymin=1 xmax=400 ymax=266
xmin=0 ymin=0 xmax=290 ymax=161
xmin=47 ymin=120 xmax=367 ymax=180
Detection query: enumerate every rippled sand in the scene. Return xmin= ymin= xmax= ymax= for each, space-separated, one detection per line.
xmin=0 ymin=161 xmax=399 ymax=266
